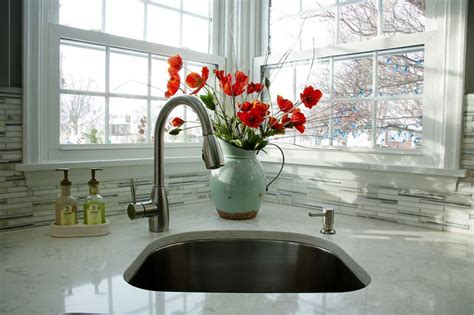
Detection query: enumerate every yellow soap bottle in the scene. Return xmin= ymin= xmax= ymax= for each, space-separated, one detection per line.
xmin=55 ymin=168 xmax=78 ymax=225
xmin=83 ymin=168 xmax=106 ymax=225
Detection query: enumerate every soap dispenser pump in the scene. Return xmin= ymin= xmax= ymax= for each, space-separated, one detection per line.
xmin=55 ymin=168 xmax=78 ymax=225
xmin=84 ymin=168 xmax=106 ymax=225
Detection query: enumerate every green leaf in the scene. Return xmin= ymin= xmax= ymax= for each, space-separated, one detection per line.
xmin=200 ymin=92 xmax=216 ymax=111
xmin=169 ymin=128 xmax=181 ymax=135
xmin=255 ymin=140 xmax=268 ymax=151
xmin=230 ymin=139 xmax=242 ymax=148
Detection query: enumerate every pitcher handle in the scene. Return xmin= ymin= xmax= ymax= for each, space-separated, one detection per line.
xmin=262 ymin=142 xmax=285 ymax=192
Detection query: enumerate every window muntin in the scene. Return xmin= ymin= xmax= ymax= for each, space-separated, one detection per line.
xmin=59 ymin=0 xmax=214 ymax=54
xmin=59 ymin=39 xmax=217 ymax=145
xmin=263 ymin=47 xmax=424 ymax=150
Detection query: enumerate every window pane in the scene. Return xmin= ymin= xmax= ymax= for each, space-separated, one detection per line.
xmin=270 ymin=0 xmax=301 ymax=20
xmin=378 ymin=50 xmax=424 ymax=96
xmin=110 ymin=49 xmax=148 ymax=96
xmin=296 ymin=60 xmax=330 ymax=98
xmin=109 ymin=98 xmax=148 ymax=144
xmin=338 ymin=0 xmax=377 ymax=44
xmin=151 ymin=56 xmax=169 ymax=97
xmin=150 ymin=0 xmax=180 ymax=9
xmin=332 ymin=102 xmax=372 ymax=147
xmin=182 ymin=0 xmax=211 ymax=17
xmin=151 ymin=102 xmax=203 ymax=143
xmin=147 ymin=6 xmax=181 ymax=47
xmin=270 ymin=16 xmax=303 ymax=53
xmin=301 ymin=0 xmax=336 ymax=10
xmin=383 ymin=0 xmax=425 ymax=36
xmin=297 ymin=102 xmax=332 ymax=146
xmin=60 ymin=94 xmax=105 ymax=144
xmin=301 ymin=9 xmax=336 ymax=49
xmin=106 ymin=0 xmax=144 ymax=40
xmin=265 ymin=64 xmax=296 ymax=102
xmin=60 ymin=41 xmax=106 ymax=92
xmin=182 ymin=15 xmax=210 ymax=53
xmin=376 ymin=100 xmax=422 ymax=149
xmin=59 ymin=0 xmax=102 ymax=31
xmin=334 ymin=57 xmax=373 ymax=98
xmin=151 ymin=101 xmax=183 ymax=143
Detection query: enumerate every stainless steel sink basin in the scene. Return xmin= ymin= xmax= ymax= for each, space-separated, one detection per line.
xmin=124 ymin=231 xmax=370 ymax=293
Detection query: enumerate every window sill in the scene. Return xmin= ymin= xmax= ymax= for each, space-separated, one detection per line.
xmin=259 ymin=156 xmax=467 ymax=178
xmin=15 ymin=156 xmax=202 ymax=171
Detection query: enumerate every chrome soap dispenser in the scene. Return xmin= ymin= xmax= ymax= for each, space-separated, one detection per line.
xmin=55 ymin=168 xmax=78 ymax=226
xmin=84 ymin=168 xmax=106 ymax=225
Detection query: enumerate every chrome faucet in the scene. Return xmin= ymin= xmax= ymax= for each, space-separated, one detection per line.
xmin=127 ymin=95 xmax=224 ymax=232
xmin=308 ymin=208 xmax=336 ymax=234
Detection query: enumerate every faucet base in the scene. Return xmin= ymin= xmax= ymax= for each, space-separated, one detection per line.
xmin=320 ymin=229 xmax=336 ymax=235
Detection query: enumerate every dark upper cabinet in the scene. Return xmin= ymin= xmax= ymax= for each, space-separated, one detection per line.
xmin=0 ymin=0 xmax=22 ymax=88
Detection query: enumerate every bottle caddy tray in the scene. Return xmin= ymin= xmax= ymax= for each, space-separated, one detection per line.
xmin=50 ymin=220 xmax=110 ymax=238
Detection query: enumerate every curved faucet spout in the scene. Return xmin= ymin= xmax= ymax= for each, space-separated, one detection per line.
xmin=154 ymin=95 xmax=224 ymax=187
xmin=127 ymin=95 xmax=224 ymax=232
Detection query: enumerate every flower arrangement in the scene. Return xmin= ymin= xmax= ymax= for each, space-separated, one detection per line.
xmin=164 ymin=54 xmax=323 ymax=151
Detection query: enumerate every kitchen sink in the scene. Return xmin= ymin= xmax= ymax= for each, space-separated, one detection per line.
xmin=124 ymin=231 xmax=370 ymax=293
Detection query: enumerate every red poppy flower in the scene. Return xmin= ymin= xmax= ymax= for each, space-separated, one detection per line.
xmin=165 ymin=72 xmax=180 ymax=98
xmin=247 ymin=82 xmax=264 ymax=94
xmin=237 ymin=109 xmax=265 ymax=128
xmin=251 ymin=100 xmax=269 ymax=117
xmin=281 ymin=113 xmax=291 ymax=126
xmin=291 ymin=109 xmax=306 ymax=134
xmin=217 ymin=71 xmax=249 ymax=96
xmin=239 ymin=101 xmax=253 ymax=112
xmin=167 ymin=55 xmax=183 ymax=74
xmin=171 ymin=117 xmax=185 ymax=128
xmin=300 ymin=86 xmax=323 ymax=109
xmin=268 ymin=116 xmax=284 ymax=132
xmin=277 ymin=95 xmax=294 ymax=112
xmin=185 ymin=67 xmax=209 ymax=95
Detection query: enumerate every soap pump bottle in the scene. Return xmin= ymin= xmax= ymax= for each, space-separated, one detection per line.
xmin=84 ymin=168 xmax=106 ymax=225
xmin=55 ymin=168 xmax=78 ymax=225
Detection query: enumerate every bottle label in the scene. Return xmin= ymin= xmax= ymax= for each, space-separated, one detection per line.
xmin=84 ymin=203 xmax=105 ymax=225
xmin=60 ymin=205 xmax=77 ymax=225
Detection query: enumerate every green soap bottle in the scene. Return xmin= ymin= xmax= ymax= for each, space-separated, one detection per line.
xmin=55 ymin=168 xmax=78 ymax=225
xmin=84 ymin=168 xmax=106 ymax=225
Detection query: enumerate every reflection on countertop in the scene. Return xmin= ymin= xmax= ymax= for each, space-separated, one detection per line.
xmin=0 ymin=201 xmax=473 ymax=314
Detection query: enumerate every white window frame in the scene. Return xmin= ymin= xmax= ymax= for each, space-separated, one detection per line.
xmin=23 ymin=0 xmax=225 ymax=166
xmin=253 ymin=0 xmax=468 ymax=171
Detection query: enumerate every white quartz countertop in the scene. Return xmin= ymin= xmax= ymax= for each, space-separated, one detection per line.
xmin=1 ymin=201 xmax=473 ymax=315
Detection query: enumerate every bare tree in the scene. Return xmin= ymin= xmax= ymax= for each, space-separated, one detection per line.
xmin=60 ymin=79 xmax=104 ymax=144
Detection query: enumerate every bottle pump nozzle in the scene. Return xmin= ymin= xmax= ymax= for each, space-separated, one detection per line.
xmin=56 ymin=168 xmax=71 ymax=186
xmin=89 ymin=168 xmax=103 ymax=185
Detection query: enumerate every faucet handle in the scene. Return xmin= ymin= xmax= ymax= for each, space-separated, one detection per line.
xmin=130 ymin=178 xmax=137 ymax=204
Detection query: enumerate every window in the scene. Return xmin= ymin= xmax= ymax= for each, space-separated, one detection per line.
xmin=59 ymin=40 xmax=217 ymax=145
xmin=23 ymin=0 xmax=224 ymax=164
xmin=254 ymin=0 xmax=467 ymax=169
xmin=263 ymin=47 xmax=424 ymax=150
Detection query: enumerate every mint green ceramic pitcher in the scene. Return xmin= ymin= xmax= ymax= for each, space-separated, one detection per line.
xmin=210 ymin=139 xmax=282 ymax=220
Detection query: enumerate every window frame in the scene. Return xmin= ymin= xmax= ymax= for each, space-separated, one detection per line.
xmin=253 ymin=0 xmax=468 ymax=170
xmin=23 ymin=0 xmax=225 ymax=165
